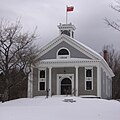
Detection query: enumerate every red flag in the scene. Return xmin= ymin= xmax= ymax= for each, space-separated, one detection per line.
xmin=67 ymin=6 xmax=74 ymax=12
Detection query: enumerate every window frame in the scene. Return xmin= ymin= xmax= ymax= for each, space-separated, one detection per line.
xmin=57 ymin=47 xmax=70 ymax=59
xmin=38 ymin=68 xmax=46 ymax=91
xmin=85 ymin=67 xmax=93 ymax=91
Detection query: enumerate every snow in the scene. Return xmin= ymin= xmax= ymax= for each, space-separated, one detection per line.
xmin=0 ymin=96 xmax=120 ymax=120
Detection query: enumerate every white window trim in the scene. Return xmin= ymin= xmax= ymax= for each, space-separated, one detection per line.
xmin=85 ymin=67 xmax=93 ymax=91
xmin=56 ymin=47 xmax=70 ymax=59
xmin=38 ymin=68 xmax=46 ymax=91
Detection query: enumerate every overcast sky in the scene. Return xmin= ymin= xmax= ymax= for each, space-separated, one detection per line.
xmin=0 ymin=0 xmax=120 ymax=52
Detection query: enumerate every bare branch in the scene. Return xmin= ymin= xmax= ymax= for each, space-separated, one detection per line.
xmin=0 ymin=19 xmax=38 ymax=101
xmin=111 ymin=0 xmax=120 ymax=13
xmin=104 ymin=17 xmax=120 ymax=31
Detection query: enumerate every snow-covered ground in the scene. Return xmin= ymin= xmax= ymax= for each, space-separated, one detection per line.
xmin=0 ymin=96 xmax=120 ymax=120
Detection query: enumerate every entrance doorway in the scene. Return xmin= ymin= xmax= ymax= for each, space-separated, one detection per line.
xmin=61 ymin=78 xmax=72 ymax=95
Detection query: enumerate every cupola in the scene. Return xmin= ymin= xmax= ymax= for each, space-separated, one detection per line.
xmin=57 ymin=23 xmax=76 ymax=38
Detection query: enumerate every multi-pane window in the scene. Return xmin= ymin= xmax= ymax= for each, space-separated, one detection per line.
xmin=58 ymin=49 xmax=69 ymax=55
xmin=40 ymin=70 xmax=45 ymax=78
xmin=85 ymin=67 xmax=93 ymax=90
xmin=86 ymin=69 xmax=92 ymax=77
xmin=38 ymin=69 xmax=46 ymax=91
xmin=39 ymin=82 xmax=45 ymax=90
xmin=86 ymin=81 xmax=92 ymax=90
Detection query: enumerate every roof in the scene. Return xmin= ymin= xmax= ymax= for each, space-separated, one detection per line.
xmin=38 ymin=34 xmax=114 ymax=77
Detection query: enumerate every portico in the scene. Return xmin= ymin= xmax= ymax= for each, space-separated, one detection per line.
xmin=38 ymin=58 xmax=100 ymax=96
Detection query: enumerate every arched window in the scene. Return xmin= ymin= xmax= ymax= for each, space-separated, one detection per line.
xmin=58 ymin=49 xmax=69 ymax=55
xmin=61 ymin=78 xmax=71 ymax=84
xmin=57 ymin=48 xmax=70 ymax=59
xmin=61 ymin=30 xmax=70 ymax=36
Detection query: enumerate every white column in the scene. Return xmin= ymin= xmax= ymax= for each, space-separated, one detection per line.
xmin=27 ymin=67 xmax=33 ymax=98
xmin=75 ymin=66 xmax=79 ymax=96
xmin=49 ymin=67 xmax=52 ymax=96
xmin=97 ymin=64 xmax=101 ymax=98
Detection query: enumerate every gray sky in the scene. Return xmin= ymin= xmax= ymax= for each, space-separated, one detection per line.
xmin=0 ymin=0 xmax=120 ymax=52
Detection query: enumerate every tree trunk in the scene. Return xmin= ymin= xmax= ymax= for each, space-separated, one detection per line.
xmin=2 ymin=88 xmax=9 ymax=102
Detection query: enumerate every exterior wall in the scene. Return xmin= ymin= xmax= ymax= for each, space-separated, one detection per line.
xmin=101 ymin=68 xmax=112 ymax=99
xmin=40 ymin=41 xmax=91 ymax=60
xmin=101 ymin=68 xmax=104 ymax=98
xmin=101 ymin=68 xmax=107 ymax=99
xmin=78 ymin=67 xmax=97 ymax=96
xmin=32 ymin=66 xmax=98 ymax=97
xmin=33 ymin=68 xmax=46 ymax=97
xmin=51 ymin=67 xmax=75 ymax=95
xmin=32 ymin=67 xmax=76 ymax=97
xmin=106 ymin=76 xmax=112 ymax=99
xmin=31 ymin=65 xmax=114 ymax=99
xmin=110 ymin=79 xmax=112 ymax=98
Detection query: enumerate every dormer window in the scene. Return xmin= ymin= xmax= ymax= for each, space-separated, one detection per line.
xmin=57 ymin=47 xmax=70 ymax=59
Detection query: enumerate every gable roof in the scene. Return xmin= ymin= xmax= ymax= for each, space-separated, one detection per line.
xmin=39 ymin=34 xmax=97 ymax=59
xmin=38 ymin=34 xmax=114 ymax=77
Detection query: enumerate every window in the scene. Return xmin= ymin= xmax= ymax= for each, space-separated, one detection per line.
xmin=85 ymin=67 xmax=93 ymax=90
xmin=72 ymin=31 xmax=74 ymax=38
xmin=86 ymin=69 xmax=92 ymax=77
xmin=39 ymin=82 xmax=45 ymax=90
xmin=40 ymin=70 xmax=45 ymax=78
xmin=86 ymin=81 xmax=92 ymax=90
xmin=58 ymin=49 xmax=69 ymax=55
xmin=57 ymin=48 xmax=70 ymax=59
xmin=61 ymin=30 xmax=70 ymax=36
xmin=38 ymin=68 xmax=46 ymax=91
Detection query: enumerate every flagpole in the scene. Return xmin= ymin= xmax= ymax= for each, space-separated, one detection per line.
xmin=66 ymin=5 xmax=68 ymax=24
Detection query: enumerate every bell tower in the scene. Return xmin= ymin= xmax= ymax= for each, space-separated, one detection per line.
xmin=57 ymin=23 xmax=76 ymax=38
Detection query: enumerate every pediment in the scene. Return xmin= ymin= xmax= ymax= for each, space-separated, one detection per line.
xmin=38 ymin=34 xmax=101 ymax=61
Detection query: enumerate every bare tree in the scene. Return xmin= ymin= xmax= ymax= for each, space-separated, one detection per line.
xmin=105 ymin=0 xmax=120 ymax=31
xmin=104 ymin=0 xmax=120 ymax=99
xmin=0 ymin=20 xmax=38 ymax=101
xmin=102 ymin=45 xmax=120 ymax=99
xmin=103 ymin=45 xmax=120 ymax=72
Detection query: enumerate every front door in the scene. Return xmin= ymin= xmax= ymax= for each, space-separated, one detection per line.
xmin=61 ymin=78 xmax=72 ymax=95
